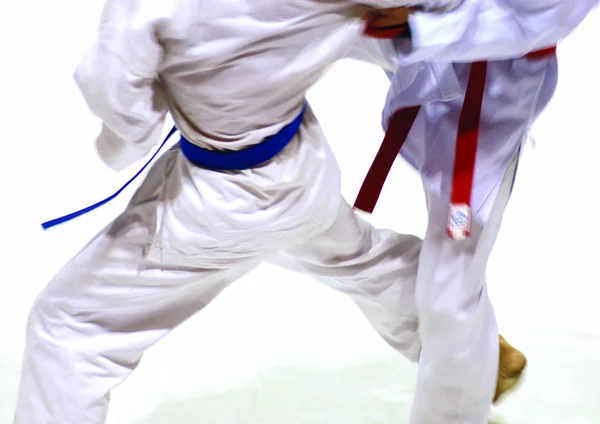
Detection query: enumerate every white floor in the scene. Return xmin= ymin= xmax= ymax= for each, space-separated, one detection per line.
xmin=1 ymin=3 xmax=599 ymax=424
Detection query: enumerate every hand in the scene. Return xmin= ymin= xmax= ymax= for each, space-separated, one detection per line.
xmin=363 ymin=7 xmax=413 ymax=39
xmin=364 ymin=7 xmax=413 ymax=30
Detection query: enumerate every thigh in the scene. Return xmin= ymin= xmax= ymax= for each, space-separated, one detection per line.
xmin=271 ymin=199 xmax=421 ymax=290
xmin=38 ymin=200 xmax=264 ymax=337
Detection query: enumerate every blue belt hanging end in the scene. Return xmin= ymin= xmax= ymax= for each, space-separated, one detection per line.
xmin=41 ymin=126 xmax=179 ymax=230
xmin=41 ymin=103 xmax=307 ymax=230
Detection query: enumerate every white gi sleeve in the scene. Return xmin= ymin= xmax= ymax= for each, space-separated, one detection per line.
xmin=74 ymin=0 xmax=171 ymax=171
xmin=398 ymin=0 xmax=599 ymax=63
xmin=349 ymin=37 xmax=401 ymax=72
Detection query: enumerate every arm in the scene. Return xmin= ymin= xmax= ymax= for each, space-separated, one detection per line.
xmin=397 ymin=0 xmax=599 ymax=63
xmin=348 ymin=7 xmax=415 ymax=71
xmin=74 ymin=0 xmax=172 ymax=171
xmin=349 ymin=37 xmax=401 ymax=72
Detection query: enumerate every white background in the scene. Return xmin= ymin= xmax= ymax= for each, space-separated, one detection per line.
xmin=0 ymin=3 xmax=599 ymax=423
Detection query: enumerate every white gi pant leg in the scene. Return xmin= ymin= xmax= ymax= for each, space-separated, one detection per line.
xmin=270 ymin=202 xmax=422 ymax=361
xmin=410 ymin=151 xmax=520 ymax=424
xmin=14 ymin=106 xmax=421 ymax=424
xmin=14 ymin=154 xmax=267 ymax=424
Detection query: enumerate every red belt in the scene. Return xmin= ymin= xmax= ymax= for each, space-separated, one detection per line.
xmin=354 ymin=46 xmax=557 ymax=239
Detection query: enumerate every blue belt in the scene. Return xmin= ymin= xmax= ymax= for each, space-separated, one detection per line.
xmin=41 ymin=103 xmax=307 ymax=230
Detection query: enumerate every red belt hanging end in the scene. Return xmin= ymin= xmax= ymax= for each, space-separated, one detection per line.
xmin=447 ymin=61 xmax=488 ymax=240
xmin=447 ymin=47 xmax=554 ymax=239
xmin=526 ymin=45 xmax=557 ymax=60
xmin=354 ymin=106 xmax=421 ymax=214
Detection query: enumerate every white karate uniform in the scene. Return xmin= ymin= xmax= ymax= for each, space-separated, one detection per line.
xmin=353 ymin=2 xmax=597 ymax=423
xmin=12 ymin=1 xmax=439 ymax=422
xmin=14 ymin=0 xmax=598 ymax=423
xmin=376 ymin=55 xmax=557 ymax=424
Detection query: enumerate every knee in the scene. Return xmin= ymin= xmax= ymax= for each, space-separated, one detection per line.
xmin=417 ymin=295 xmax=487 ymax=340
xmin=418 ymin=306 xmax=462 ymax=341
xmin=417 ymin=294 xmax=497 ymax=363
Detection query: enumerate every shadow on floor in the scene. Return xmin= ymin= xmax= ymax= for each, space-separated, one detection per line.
xmin=130 ymin=359 xmax=417 ymax=424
